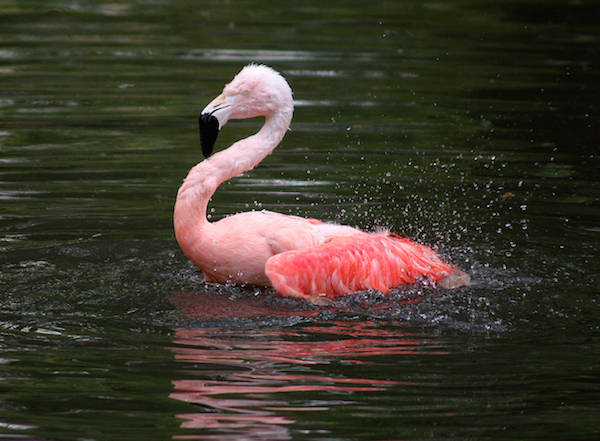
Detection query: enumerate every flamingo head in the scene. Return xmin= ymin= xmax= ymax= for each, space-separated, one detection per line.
xmin=199 ymin=64 xmax=293 ymax=157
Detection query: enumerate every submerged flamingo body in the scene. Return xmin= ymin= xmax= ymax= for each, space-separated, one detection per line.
xmin=174 ymin=64 xmax=468 ymax=302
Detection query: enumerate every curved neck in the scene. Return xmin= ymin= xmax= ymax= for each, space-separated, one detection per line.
xmin=201 ymin=109 xmax=292 ymax=192
xmin=174 ymin=109 xmax=292 ymax=237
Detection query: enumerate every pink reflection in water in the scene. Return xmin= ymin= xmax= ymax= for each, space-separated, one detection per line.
xmin=170 ymin=320 xmax=443 ymax=440
xmin=168 ymin=290 xmax=321 ymax=320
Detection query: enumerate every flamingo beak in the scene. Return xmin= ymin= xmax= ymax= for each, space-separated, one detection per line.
xmin=199 ymin=93 xmax=232 ymax=158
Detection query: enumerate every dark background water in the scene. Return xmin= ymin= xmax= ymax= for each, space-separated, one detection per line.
xmin=1 ymin=0 xmax=599 ymax=440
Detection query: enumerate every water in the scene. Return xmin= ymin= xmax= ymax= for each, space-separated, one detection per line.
xmin=1 ymin=0 xmax=599 ymax=439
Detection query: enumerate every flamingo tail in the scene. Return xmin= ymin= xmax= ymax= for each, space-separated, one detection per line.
xmin=265 ymin=234 xmax=465 ymax=300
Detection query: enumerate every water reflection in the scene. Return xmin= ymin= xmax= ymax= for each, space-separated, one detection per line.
xmin=169 ymin=320 xmax=440 ymax=440
xmin=184 ymin=49 xmax=376 ymax=62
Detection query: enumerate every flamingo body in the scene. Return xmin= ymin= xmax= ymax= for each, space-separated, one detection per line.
xmin=174 ymin=64 xmax=468 ymax=302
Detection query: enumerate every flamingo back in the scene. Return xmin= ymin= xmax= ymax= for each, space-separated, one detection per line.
xmin=265 ymin=234 xmax=455 ymax=300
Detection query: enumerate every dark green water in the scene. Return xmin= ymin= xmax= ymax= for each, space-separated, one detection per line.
xmin=1 ymin=0 xmax=599 ymax=440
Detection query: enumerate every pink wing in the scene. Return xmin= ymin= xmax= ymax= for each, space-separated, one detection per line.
xmin=265 ymin=234 xmax=455 ymax=300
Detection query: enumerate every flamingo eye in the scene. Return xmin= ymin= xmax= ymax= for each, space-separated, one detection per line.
xmin=241 ymin=89 xmax=249 ymax=96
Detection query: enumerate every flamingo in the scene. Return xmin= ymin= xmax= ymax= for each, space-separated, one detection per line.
xmin=174 ymin=64 xmax=469 ymax=302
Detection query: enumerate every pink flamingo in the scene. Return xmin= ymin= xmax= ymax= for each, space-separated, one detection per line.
xmin=174 ymin=64 xmax=469 ymax=302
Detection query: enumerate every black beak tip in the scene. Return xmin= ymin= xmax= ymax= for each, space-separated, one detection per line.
xmin=199 ymin=113 xmax=220 ymax=158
